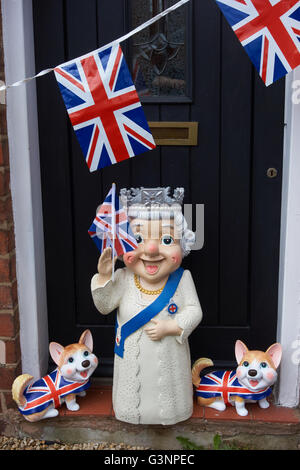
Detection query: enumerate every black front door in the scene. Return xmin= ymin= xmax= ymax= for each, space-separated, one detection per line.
xmin=33 ymin=0 xmax=285 ymax=375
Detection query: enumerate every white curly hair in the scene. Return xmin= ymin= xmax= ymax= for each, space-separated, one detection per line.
xmin=127 ymin=203 xmax=195 ymax=257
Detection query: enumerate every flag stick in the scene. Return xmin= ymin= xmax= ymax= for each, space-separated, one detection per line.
xmin=111 ymin=182 xmax=116 ymax=281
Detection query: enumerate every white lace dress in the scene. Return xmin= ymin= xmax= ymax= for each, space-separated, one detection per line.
xmin=91 ymin=268 xmax=202 ymax=425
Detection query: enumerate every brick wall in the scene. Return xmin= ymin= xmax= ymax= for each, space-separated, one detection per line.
xmin=0 ymin=2 xmax=21 ymax=414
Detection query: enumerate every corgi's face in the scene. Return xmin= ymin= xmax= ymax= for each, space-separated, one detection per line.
xmin=235 ymin=340 xmax=282 ymax=392
xmin=49 ymin=329 xmax=98 ymax=383
xmin=59 ymin=344 xmax=98 ymax=383
xmin=236 ymin=351 xmax=278 ymax=391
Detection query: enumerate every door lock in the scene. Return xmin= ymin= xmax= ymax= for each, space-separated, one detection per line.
xmin=267 ymin=168 xmax=278 ymax=179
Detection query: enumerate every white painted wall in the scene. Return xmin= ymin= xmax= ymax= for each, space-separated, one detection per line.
xmin=1 ymin=0 xmax=299 ymax=406
xmin=276 ymin=69 xmax=300 ymax=407
xmin=1 ymin=0 xmax=48 ymax=379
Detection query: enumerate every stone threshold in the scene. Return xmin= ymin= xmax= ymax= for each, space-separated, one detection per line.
xmin=1 ymin=384 xmax=299 ymax=450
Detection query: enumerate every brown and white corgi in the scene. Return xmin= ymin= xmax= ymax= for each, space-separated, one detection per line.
xmin=12 ymin=329 xmax=98 ymax=422
xmin=192 ymin=340 xmax=282 ymax=416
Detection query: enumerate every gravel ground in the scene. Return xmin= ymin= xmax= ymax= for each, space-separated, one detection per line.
xmin=0 ymin=435 xmax=150 ymax=450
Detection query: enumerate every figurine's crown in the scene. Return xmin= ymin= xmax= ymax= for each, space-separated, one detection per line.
xmin=120 ymin=187 xmax=184 ymax=208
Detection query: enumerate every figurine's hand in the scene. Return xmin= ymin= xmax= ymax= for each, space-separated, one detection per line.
xmin=97 ymin=247 xmax=117 ymax=285
xmin=145 ymin=319 xmax=182 ymax=341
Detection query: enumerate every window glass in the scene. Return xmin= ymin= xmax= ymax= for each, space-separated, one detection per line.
xmin=130 ymin=0 xmax=189 ymax=99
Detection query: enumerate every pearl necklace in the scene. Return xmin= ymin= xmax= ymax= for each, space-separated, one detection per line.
xmin=134 ymin=274 xmax=165 ymax=295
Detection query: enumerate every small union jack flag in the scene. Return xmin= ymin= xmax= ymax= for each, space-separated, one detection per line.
xmin=216 ymin=0 xmax=300 ymax=85
xmin=88 ymin=184 xmax=138 ymax=258
xmin=18 ymin=369 xmax=90 ymax=416
xmin=54 ymin=44 xmax=156 ymax=171
xmin=195 ymin=369 xmax=272 ymax=404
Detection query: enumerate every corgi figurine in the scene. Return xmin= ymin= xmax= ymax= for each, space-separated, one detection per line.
xmin=192 ymin=340 xmax=282 ymax=416
xmin=12 ymin=329 xmax=98 ymax=422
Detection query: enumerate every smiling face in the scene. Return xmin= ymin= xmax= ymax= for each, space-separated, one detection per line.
xmin=59 ymin=345 xmax=98 ymax=383
xmin=236 ymin=351 xmax=278 ymax=392
xmin=123 ymin=218 xmax=183 ymax=284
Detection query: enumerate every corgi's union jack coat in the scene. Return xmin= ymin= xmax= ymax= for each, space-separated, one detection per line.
xmin=195 ymin=370 xmax=272 ymax=404
xmin=18 ymin=369 xmax=90 ymax=416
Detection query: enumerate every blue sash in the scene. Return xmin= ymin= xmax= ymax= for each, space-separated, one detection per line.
xmin=114 ymin=267 xmax=184 ymax=358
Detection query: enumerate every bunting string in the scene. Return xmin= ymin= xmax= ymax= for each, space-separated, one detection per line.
xmin=0 ymin=0 xmax=190 ymax=93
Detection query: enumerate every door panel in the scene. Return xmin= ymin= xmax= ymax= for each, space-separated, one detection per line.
xmin=32 ymin=0 xmax=285 ymax=375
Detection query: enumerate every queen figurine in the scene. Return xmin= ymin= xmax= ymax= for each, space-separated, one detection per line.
xmin=91 ymin=187 xmax=203 ymax=425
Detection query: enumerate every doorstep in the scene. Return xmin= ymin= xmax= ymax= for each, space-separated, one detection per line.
xmin=61 ymin=384 xmax=300 ymax=424
xmin=1 ymin=384 xmax=300 ymax=450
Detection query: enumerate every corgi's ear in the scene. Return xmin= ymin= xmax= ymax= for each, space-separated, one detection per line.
xmin=266 ymin=343 xmax=282 ymax=369
xmin=49 ymin=342 xmax=64 ymax=366
xmin=235 ymin=340 xmax=248 ymax=364
xmin=79 ymin=329 xmax=93 ymax=352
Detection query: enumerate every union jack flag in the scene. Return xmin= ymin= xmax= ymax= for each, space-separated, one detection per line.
xmin=195 ymin=369 xmax=272 ymax=404
xmin=88 ymin=184 xmax=138 ymax=257
xmin=216 ymin=0 xmax=300 ymax=85
xmin=18 ymin=369 xmax=90 ymax=416
xmin=54 ymin=44 xmax=156 ymax=171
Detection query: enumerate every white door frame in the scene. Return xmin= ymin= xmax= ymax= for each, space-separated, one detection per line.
xmin=2 ymin=0 xmax=48 ymax=379
xmin=2 ymin=0 xmax=300 ymax=406
xmin=277 ymin=69 xmax=300 ymax=407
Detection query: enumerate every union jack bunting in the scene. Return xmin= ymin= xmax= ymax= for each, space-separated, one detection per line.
xmin=18 ymin=369 xmax=90 ymax=416
xmin=216 ymin=0 xmax=300 ymax=85
xmin=195 ymin=369 xmax=272 ymax=404
xmin=54 ymin=44 xmax=156 ymax=171
xmin=88 ymin=185 xmax=138 ymax=257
